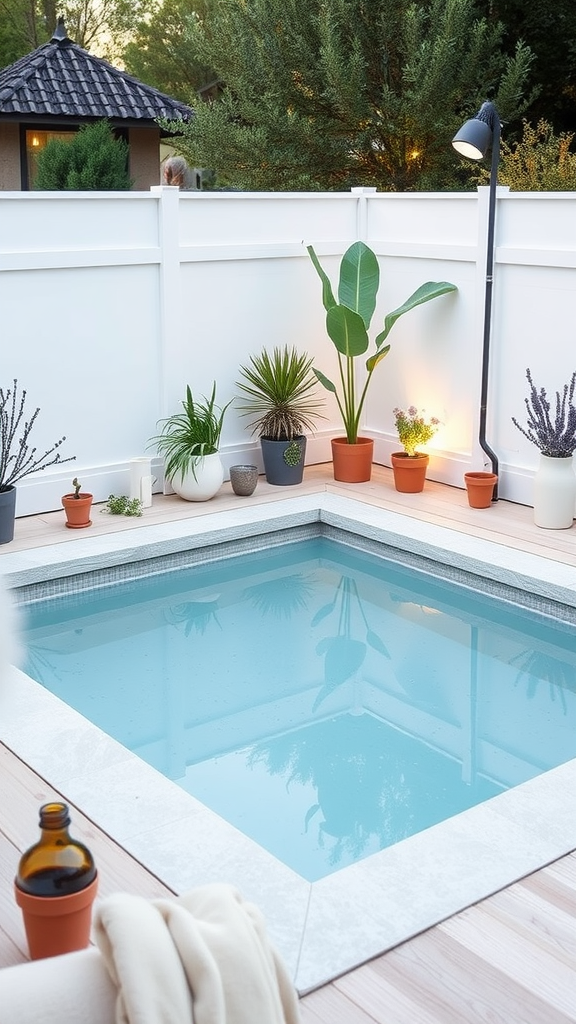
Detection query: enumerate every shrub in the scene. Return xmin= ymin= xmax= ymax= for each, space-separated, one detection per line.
xmin=34 ymin=120 xmax=133 ymax=190
xmin=474 ymin=119 xmax=576 ymax=191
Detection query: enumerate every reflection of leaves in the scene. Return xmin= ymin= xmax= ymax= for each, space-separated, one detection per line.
xmin=243 ymin=574 xmax=315 ymax=620
xmin=312 ymin=637 xmax=367 ymax=711
xmin=511 ymin=649 xmax=576 ymax=714
xmin=165 ymin=600 xmax=221 ymax=637
xmin=312 ymin=576 xmax=389 ymax=711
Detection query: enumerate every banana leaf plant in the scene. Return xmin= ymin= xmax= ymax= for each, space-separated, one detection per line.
xmin=307 ymin=242 xmax=457 ymax=444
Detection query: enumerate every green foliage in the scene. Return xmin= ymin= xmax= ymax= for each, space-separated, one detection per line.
xmin=34 ymin=121 xmax=133 ymax=191
xmin=161 ymin=0 xmax=536 ymax=191
xmin=393 ymin=406 xmax=440 ymax=457
xmin=104 ymin=494 xmax=143 ymax=516
xmin=283 ymin=440 xmax=304 ymax=467
xmin=308 ymin=242 xmax=457 ymax=444
xmin=123 ymin=0 xmax=212 ymax=104
xmin=148 ymin=383 xmax=231 ymax=483
xmin=0 ymin=0 xmax=151 ymax=66
xmin=236 ymin=346 xmax=324 ymax=441
xmin=474 ymin=119 xmax=576 ymax=191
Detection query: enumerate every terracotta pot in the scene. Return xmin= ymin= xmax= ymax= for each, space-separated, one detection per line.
xmin=391 ymin=452 xmax=429 ymax=493
xmin=331 ymin=437 xmax=374 ymax=483
xmin=14 ymin=874 xmax=98 ymax=960
xmin=62 ymin=493 xmax=93 ymax=528
xmin=464 ymin=472 xmax=498 ymax=508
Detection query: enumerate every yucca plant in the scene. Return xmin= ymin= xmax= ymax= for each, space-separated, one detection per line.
xmin=149 ymin=383 xmax=231 ymax=483
xmin=236 ymin=346 xmax=324 ymax=440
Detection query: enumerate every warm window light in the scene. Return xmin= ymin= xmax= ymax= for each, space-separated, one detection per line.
xmin=31 ymin=136 xmax=40 ymax=147
xmin=409 ymin=149 xmax=420 ymax=160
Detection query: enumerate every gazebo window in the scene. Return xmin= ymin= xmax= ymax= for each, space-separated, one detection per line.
xmin=25 ymin=129 xmax=76 ymax=188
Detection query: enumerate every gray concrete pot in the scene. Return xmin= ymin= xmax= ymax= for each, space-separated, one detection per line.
xmin=260 ymin=436 xmax=306 ymax=485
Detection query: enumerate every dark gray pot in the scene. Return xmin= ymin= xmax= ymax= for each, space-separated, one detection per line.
xmin=0 ymin=485 xmax=16 ymax=544
xmin=260 ymin=436 xmax=306 ymax=485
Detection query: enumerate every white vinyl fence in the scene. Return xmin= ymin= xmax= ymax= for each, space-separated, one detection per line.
xmin=1 ymin=185 xmax=575 ymax=516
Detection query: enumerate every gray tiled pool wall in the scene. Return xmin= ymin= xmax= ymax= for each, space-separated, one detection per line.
xmin=12 ymin=515 xmax=576 ymax=631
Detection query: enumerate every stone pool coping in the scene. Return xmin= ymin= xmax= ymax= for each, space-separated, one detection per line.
xmin=1 ymin=492 xmax=575 ymax=993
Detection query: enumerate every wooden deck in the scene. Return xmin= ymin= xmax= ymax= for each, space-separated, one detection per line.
xmin=2 ymin=466 xmax=576 ymax=1021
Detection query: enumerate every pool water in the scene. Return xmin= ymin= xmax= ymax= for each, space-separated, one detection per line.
xmin=21 ymin=537 xmax=576 ymax=881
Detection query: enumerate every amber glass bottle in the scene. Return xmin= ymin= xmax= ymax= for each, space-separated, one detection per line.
xmin=16 ymin=802 xmax=97 ymax=897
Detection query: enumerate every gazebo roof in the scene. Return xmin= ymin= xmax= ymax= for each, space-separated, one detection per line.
xmin=0 ymin=19 xmax=193 ymax=126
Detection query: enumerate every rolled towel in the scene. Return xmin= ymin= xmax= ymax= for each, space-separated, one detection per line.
xmin=94 ymin=884 xmax=300 ymax=1024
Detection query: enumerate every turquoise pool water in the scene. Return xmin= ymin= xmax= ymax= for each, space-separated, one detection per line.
xmin=21 ymin=537 xmax=576 ymax=882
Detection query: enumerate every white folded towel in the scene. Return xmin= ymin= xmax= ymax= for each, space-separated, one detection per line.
xmin=94 ymin=883 xmax=301 ymax=1024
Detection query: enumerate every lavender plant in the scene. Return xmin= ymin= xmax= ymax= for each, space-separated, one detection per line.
xmin=512 ymin=368 xmax=576 ymax=458
xmin=0 ymin=380 xmax=75 ymax=491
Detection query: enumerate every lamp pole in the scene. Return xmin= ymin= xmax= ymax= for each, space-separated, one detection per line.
xmin=453 ymin=101 xmax=501 ymax=499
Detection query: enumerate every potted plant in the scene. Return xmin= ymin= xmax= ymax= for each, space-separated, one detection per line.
xmin=148 ymin=382 xmax=231 ymax=501
xmin=391 ymin=406 xmax=441 ymax=493
xmin=236 ymin=346 xmax=325 ymax=485
xmin=307 ymin=241 xmax=457 ymax=483
xmin=62 ymin=477 xmax=93 ymax=528
xmin=0 ymin=379 xmax=75 ymax=544
xmin=512 ymin=367 xmax=576 ymax=529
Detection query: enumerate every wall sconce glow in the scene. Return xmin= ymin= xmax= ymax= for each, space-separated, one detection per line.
xmin=31 ymin=136 xmax=40 ymax=147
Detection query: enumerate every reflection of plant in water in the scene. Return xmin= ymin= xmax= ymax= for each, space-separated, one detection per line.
xmin=511 ymin=648 xmax=576 ymax=714
xmin=242 ymin=573 xmax=315 ymax=620
xmin=311 ymin=576 xmax=389 ymax=711
xmin=249 ymin=715 xmax=412 ymax=866
xmin=165 ymin=598 xmax=221 ymax=637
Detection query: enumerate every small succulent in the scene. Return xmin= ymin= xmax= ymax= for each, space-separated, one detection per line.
xmin=72 ymin=477 xmax=81 ymax=498
xmin=512 ymin=368 xmax=576 ymax=457
xmin=104 ymin=494 xmax=143 ymax=517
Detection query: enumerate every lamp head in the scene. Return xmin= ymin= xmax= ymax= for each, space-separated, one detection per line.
xmin=452 ymin=101 xmax=498 ymax=160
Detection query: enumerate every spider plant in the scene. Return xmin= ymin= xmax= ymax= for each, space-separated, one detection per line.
xmin=149 ymin=382 xmax=231 ymax=483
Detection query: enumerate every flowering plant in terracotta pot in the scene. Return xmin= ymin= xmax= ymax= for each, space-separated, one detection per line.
xmin=393 ymin=406 xmax=441 ymax=457
xmin=391 ymin=407 xmax=440 ymax=493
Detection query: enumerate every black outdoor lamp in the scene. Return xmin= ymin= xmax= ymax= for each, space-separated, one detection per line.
xmin=452 ymin=101 xmax=501 ymax=499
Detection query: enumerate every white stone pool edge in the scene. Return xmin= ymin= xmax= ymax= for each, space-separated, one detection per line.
xmin=1 ymin=492 xmax=575 ymax=994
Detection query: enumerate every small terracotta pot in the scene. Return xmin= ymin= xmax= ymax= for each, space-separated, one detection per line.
xmin=464 ymin=472 xmax=497 ymax=508
xmin=391 ymin=452 xmax=429 ymax=493
xmin=331 ymin=437 xmax=374 ymax=483
xmin=14 ymin=874 xmax=98 ymax=960
xmin=62 ymin=493 xmax=93 ymax=528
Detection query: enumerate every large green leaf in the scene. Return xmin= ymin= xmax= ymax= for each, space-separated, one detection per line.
xmin=326 ymin=305 xmax=369 ymax=357
xmin=338 ymin=241 xmax=379 ymax=329
xmin=377 ymin=281 xmax=457 ymax=345
xmin=307 ymin=244 xmax=337 ymax=311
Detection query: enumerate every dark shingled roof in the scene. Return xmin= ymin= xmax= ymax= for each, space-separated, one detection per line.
xmin=0 ymin=19 xmax=193 ymax=126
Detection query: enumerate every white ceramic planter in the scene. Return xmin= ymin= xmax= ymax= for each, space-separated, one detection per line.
xmin=533 ymin=453 xmax=576 ymax=529
xmin=170 ymin=454 xmax=224 ymax=502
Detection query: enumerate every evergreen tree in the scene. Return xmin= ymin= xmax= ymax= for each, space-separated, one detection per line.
xmin=161 ymin=0 xmax=536 ymax=191
xmin=123 ymin=0 xmax=212 ymax=105
xmin=34 ymin=121 xmax=133 ymax=190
